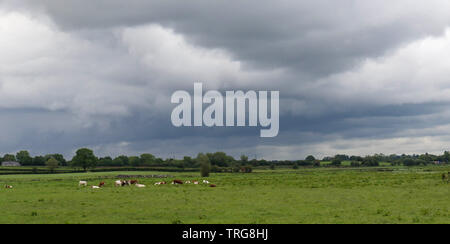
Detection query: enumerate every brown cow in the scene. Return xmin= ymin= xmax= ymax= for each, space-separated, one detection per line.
xmin=130 ymin=180 xmax=139 ymax=185
xmin=172 ymin=179 xmax=183 ymax=185
xmin=99 ymin=182 xmax=105 ymax=187
xmin=209 ymin=184 xmax=217 ymax=188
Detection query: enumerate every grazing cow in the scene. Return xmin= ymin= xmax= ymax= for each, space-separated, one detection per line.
xmin=202 ymin=180 xmax=210 ymax=184
xmin=155 ymin=181 xmax=167 ymax=185
xmin=121 ymin=180 xmax=129 ymax=186
xmin=99 ymin=182 xmax=105 ymax=187
xmin=5 ymin=185 xmax=13 ymax=189
xmin=193 ymin=181 xmax=199 ymax=185
xmin=130 ymin=180 xmax=139 ymax=185
xmin=114 ymin=180 xmax=122 ymax=187
xmin=91 ymin=186 xmax=100 ymax=189
xmin=209 ymin=184 xmax=217 ymax=187
xmin=172 ymin=179 xmax=183 ymax=185
xmin=135 ymin=184 xmax=146 ymax=188
xmin=79 ymin=181 xmax=87 ymax=187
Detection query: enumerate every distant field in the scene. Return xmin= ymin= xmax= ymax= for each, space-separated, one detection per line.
xmin=0 ymin=166 xmax=449 ymax=224
xmin=320 ymin=161 xmax=392 ymax=166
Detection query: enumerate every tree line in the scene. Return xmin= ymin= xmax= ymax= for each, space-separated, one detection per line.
xmin=1 ymin=149 xmax=449 ymax=173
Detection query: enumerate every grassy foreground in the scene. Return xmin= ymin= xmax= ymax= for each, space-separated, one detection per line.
xmin=0 ymin=166 xmax=449 ymax=224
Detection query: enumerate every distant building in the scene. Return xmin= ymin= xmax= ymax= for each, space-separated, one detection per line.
xmin=1 ymin=161 xmax=21 ymax=167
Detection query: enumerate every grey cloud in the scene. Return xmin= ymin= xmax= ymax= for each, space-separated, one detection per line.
xmin=22 ymin=0 xmax=450 ymax=77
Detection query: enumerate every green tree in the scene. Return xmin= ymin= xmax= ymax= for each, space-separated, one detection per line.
xmin=197 ymin=153 xmax=211 ymax=177
xmin=98 ymin=157 xmax=113 ymax=166
xmin=16 ymin=150 xmax=33 ymax=166
xmin=71 ymin=148 xmax=97 ymax=171
xmin=3 ymin=154 xmax=16 ymax=162
xmin=334 ymin=154 xmax=349 ymax=161
xmin=209 ymin=152 xmax=231 ymax=167
xmin=350 ymin=161 xmax=361 ymax=167
xmin=331 ymin=158 xmax=342 ymax=166
xmin=183 ymin=156 xmax=195 ymax=167
xmin=32 ymin=156 xmax=46 ymax=166
xmin=305 ymin=155 xmax=316 ymax=162
xmin=140 ymin=154 xmax=156 ymax=166
xmin=129 ymin=156 xmax=141 ymax=167
xmin=240 ymin=155 xmax=248 ymax=165
xmin=113 ymin=155 xmax=129 ymax=166
xmin=362 ymin=156 xmax=379 ymax=167
xmin=46 ymin=157 xmax=59 ymax=173
xmin=45 ymin=154 xmax=66 ymax=166
xmin=442 ymin=151 xmax=450 ymax=162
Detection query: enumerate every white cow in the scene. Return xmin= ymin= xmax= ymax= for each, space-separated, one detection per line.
xmin=79 ymin=181 xmax=87 ymax=187
xmin=202 ymin=180 xmax=210 ymax=184
xmin=114 ymin=180 xmax=122 ymax=187
xmin=5 ymin=185 xmax=13 ymax=189
xmin=136 ymin=184 xmax=146 ymax=188
xmin=91 ymin=186 xmax=100 ymax=189
xmin=185 ymin=181 xmax=191 ymax=184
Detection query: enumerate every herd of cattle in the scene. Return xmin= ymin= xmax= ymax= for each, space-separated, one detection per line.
xmin=3 ymin=172 xmax=448 ymax=189
xmin=78 ymin=179 xmax=217 ymax=189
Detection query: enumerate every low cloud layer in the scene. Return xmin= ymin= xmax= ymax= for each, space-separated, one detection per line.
xmin=0 ymin=1 xmax=450 ymax=159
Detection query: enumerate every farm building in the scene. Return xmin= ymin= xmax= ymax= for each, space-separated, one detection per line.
xmin=1 ymin=161 xmax=21 ymax=167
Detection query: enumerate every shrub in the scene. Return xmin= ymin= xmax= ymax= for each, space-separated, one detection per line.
xmin=45 ymin=158 xmax=60 ymax=173
xmin=331 ymin=159 xmax=342 ymax=166
xmin=350 ymin=161 xmax=361 ymax=167
xmin=241 ymin=165 xmax=253 ymax=173
xmin=298 ymin=160 xmax=312 ymax=166
xmin=402 ymin=158 xmax=420 ymax=166
xmin=313 ymin=160 xmax=321 ymax=167
xmin=197 ymin=153 xmax=211 ymax=177
xmin=362 ymin=157 xmax=379 ymax=167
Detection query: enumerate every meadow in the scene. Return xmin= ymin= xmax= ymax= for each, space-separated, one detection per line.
xmin=0 ymin=166 xmax=449 ymax=224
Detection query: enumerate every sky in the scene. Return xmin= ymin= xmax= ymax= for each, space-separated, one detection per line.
xmin=1 ymin=0 xmax=450 ymax=160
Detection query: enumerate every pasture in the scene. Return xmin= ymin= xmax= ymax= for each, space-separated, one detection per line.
xmin=0 ymin=166 xmax=449 ymax=224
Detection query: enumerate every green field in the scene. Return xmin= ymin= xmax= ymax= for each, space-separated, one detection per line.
xmin=0 ymin=166 xmax=449 ymax=224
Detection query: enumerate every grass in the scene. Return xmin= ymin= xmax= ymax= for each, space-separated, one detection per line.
xmin=0 ymin=166 xmax=448 ymax=224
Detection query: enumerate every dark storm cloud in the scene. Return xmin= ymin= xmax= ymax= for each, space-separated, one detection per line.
xmin=24 ymin=0 xmax=450 ymax=77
